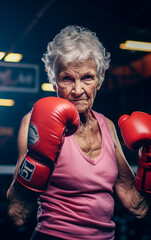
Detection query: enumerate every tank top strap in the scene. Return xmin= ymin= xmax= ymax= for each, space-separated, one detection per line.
xmin=92 ymin=110 xmax=115 ymax=150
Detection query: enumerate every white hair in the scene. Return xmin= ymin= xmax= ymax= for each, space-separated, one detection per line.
xmin=42 ymin=25 xmax=111 ymax=84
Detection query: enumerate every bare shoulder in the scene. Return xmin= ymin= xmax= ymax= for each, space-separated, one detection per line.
xmin=105 ymin=117 xmax=115 ymax=130
xmin=105 ymin=116 xmax=127 ymax=163
xmin=18 ymin=112 xmax=31 ymax=146
xmin=14 ymin=112 xmax=31 ymax=179
xmin=20 ymin=112 xmax=31 ymax=129
xmin=105 ymin=117 xmax=118 ymax=147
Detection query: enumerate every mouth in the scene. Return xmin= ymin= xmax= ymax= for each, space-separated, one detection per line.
xmin=70 ymin=99 xmax=87 ymax=102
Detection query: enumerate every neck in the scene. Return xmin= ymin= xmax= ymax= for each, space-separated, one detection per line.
xmin=79 ymin=110 xmax=91 ymax=124
xmin=75 ymin=109 xmax=97 ymax=135
xmin=78 ymin=110 xmax=95 ymax=132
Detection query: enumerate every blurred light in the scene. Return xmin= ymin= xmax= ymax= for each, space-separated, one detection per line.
xmin=0 ymin=127 xmax=14 ymax=136
xmin=41 ymin=83 xmax=55 ymax=92
xmin=4 ymin=53 xmax=23 ymax=62
xmin=0 ymin=165 xmax=15 ymax=174
xmin=0 ymin=52 xmax=5 ymax=60
xmin=119 ymin=40 xmax=151 ymax=52
xmin=0 ymin=99 xmax=15 ymax=106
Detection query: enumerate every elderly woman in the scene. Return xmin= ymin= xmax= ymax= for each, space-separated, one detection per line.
xmin=7 ymin=26 xmax=150 ymax=240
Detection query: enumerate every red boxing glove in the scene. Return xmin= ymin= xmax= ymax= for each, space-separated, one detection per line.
xmin=118 ymin=111 xmax=151 ymax=193
xmin=16 ymin=97 xmax=80 ymax=192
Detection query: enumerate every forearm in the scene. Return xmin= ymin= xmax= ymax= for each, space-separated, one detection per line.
xmin=7 ymin=180 xmax=38 ymax=227
xmin=115 ymin=152 xmax=150 ymax=218
xmin=129 ymin=186 xmax=151 ymax=218
xmin=117 ymin=111 xmax=151 ymax=217
xmin=115 ymin=174 xmax=150 ymax=219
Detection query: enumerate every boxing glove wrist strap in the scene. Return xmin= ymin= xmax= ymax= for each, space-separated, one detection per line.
xmin=138 ymin=148 xmax=151 ymax=169
xmin=135 ymin=147 xmax=151 ymax=193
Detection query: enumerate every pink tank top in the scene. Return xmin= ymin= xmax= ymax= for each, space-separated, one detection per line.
xmin=36 ymin=111 xmax=118 ymax=240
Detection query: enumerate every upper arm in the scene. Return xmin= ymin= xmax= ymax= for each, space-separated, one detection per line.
xmin=13 ymin=112 xmax=31 ymax=179
xmin=106 ymin=118 xmax=135 ymax=190
xmin=106 ymin=118 xmax=135 ymax=181
xmin=106 ymin=118 xmax=136 ymax=193
xmin=6 ymin=112 xmax=39 ymax=226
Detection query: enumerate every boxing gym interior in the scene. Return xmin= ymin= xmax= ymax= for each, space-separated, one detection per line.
xmin=0 ymin=0 xmax=151 ymax=239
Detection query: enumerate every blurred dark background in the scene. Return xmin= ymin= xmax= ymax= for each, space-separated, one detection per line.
xmin=0 ymin=0 xmax=151 ymax=239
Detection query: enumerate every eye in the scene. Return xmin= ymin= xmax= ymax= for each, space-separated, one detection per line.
xmin=81 ymin=75 xmax=93 ymax=81
xmin=62 ymin=76 xmax=74 ymax=81
xmin=63 ymin=76 xmax=70 ymax=80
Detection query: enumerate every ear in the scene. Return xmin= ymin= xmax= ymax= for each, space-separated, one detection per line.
xmin=97 ymin=70 xmax=105 ymax=90
xmin=53 ymin=84 xmax=57 ymax=92
xmin=96 ymin=82 xmax=102 ymax=90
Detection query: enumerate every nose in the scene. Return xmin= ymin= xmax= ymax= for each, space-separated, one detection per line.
xmin=72 ymin=80 xmax=84 ymax=96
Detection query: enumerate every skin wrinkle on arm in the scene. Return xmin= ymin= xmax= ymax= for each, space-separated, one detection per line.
xmin=7 ymin=112 xmax=38 ymax=227
xmin=7 ymin=181 xmax=38 ymax=227
xmin=106 ymin=118 xmax=150 ymax=218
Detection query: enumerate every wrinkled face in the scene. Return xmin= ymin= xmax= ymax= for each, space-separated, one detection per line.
xmin=54 ymin=59 xmax=102 ymax=113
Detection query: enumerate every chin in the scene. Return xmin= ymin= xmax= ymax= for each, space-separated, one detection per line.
xmin=75 ymin=108 xmax=85 ymax=113
xmin=76 ymin=107 xmax=90 ymax=114
xmin=72 ymin=102 xmax=91 ymax=113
